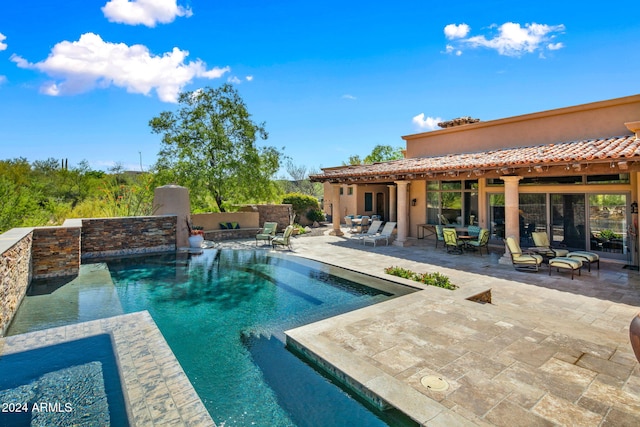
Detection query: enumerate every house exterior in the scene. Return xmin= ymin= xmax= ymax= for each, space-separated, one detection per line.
xmin=311 ymin=94 xmax=640 ymax=263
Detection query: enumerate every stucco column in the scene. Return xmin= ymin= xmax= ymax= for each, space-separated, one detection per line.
xmin=329 ymin=184 xmax=344 ymax=236
xmin=500 ymin=175 xmax=522 ymax=265
xmin=154 ymin=185 xmax=191 ymax=248
xmin=393 ymin=180 xmax=410 ymax=247
xmin=388 ymin=185 xmax=397 ymax=222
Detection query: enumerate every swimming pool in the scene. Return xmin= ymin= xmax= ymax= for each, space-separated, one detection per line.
xmin=9 ymin=249 xmax=417 ymax=426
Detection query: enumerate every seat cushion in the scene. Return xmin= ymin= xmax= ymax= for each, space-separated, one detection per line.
xmin=553 ymin=248 xmax=570 ymax=257
xmin=567 ymin=251 xmax=599 ymax=262
xmin=513 ymin=254 xmax=542 ymax=264
xmin=549 ymin=257 xmax=582 ymax=270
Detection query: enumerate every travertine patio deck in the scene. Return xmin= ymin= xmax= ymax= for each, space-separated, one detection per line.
xmin=226 ymin=229 xmax=640 ymax=426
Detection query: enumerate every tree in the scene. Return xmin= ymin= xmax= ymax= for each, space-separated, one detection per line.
xmin=343 ymin=145 xmax=403 ymax=165
xmin=150 ymin=84 xmax=283 ymax=212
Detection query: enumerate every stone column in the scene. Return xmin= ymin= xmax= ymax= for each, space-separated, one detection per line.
xmin=500 ymin=176 xmax=522 ymax=265
xmin=393 ymin=180 xmax=410 ymax=247
xmin=329 ymin=184 xmax=344 ymax=236
xmin=388 ymin=185 xmax=397 ymax=222
xmin=154 ymin=185 xmax=191 ymax=248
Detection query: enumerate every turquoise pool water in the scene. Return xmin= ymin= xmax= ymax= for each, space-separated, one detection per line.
xmin=9 ymin=249 xmax=416 ymax=426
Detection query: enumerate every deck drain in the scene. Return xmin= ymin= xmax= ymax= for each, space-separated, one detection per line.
xmin=420 ymin=376 xmax=449 ymax=391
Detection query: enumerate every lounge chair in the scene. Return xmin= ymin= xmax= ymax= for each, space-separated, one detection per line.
xmin=443 ymin=228 xmax=464 ymax=254
xmin=531 ymin=231 xmax=569 ymax=257
xmin=363 ymin=222 xmax=396 ymax=246
xmin=506 ymin=236 xmax=543 ymax=271
xmin=272 ymin=225 xmax=295 ymax=250
xmin=352 ymin=220 xmax=382 ymax=241
xmin=255 ymin=222 xmax=278 ymax=246
xmin=466 ymin=228 xmax=490 ymax=256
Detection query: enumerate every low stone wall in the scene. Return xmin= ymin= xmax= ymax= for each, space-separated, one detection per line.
xmin=252 ymin=204 xmax=292 ymax=231
xmin=204 ymin=228 xmax=261 ymax=241
xmin=31 ymin=226 xmax=81 ymax=279
xmin=81 ymin=216 xmax=176 ymax=259
xmin=0 ymin=228 xmax=32 ymax=336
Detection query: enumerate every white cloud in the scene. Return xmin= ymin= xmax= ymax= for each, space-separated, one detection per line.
xmin=10 ymin=33 xmax=229 ymax=103
xmin=0 ymin=33 xmax=7 ymax=51
xmin=444 ymin=24 xmax=470 ymax=40
xmin=0 ymin=75 xmax=7 ymax=85
xmin=342 ymin=94 xmax=356 ymax=100
xmin=412 ymin=113 xmax=442 ymax=131
xmin=245 ymin=75 xmax=253 ymax=82
xmin=444 ymin=22 xmax=565 ymax=57
xmin=227 ymin=76 xmax=241 ymax=84
xmin=102 ymin=0 xmax=192 ymax=27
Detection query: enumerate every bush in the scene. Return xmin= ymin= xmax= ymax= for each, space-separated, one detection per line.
xmin=306 ymin=209 xmax=325 ymax=223
xmin=282 ymin=193 xmax=320 ymax=224
xmin=384 ymin=266 xmax=458 ymax=290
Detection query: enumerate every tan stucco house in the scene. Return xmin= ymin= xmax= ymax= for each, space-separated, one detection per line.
xmin=311 ymin=94 xmax=640 ymax=263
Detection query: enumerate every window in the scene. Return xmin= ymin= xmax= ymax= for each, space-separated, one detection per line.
xmin=347 ymin=187 xmax=353 ymax=195
xmin=339 ymin=187 xmax=344 ymax=195
xmin=427 ymin=180 xmax=478 ymax=225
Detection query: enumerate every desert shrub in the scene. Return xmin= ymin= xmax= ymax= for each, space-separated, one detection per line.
xmin=282 ymin=193 xmax=320 ymax=223
xmin=306 ymin=209 xmax=325 ymax=223
xmin=384 ymin=266 xmax=457 ymax=290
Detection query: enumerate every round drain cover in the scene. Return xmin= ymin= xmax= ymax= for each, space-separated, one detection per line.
xmin=420 ymin=375 xmax=449 ymax=391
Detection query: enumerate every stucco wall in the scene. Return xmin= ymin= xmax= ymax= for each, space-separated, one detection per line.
xmin=191 ymin=212 xmax=260 ymax=231
xmin=404 ymin=95 xmax=640 ymax=158
xmin=0 ymin=229 xmax=32 ymax=336
xmin=81 ymin=216 xmax=176 ymax=259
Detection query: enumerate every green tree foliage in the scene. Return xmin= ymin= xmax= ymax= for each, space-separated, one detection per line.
xmin=282 ymin=193 xmax=321 ymax=223
xmin=343 ymin=144 xmax=403 ymax=165
xmin=150 ymin=84 xmax=283 ymax=212
xmin=278 ymin=160 xmax=323 ymax=198
xmin=0 ymin=158 xmax=155 ymax=233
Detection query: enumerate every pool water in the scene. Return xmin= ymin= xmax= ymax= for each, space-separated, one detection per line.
xmin=9 ymin=250 xmax=416 ymax=426
xmin=0 ymin=334 xmax=129 ymax=427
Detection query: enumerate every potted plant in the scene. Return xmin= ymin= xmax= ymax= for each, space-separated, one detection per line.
xmin=187 ymin=221 xmax=205 ymax=248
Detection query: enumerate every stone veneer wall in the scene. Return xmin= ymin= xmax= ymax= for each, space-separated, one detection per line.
xmin=0 ymin=229 xmax=32 ymax=336
xmin=252 ymin=204 xmax=293 ymax=231
xmin=81 ymin=215 xmax=177 ymax=259
xmin=31 ymin=226 xmax=81 ymax=279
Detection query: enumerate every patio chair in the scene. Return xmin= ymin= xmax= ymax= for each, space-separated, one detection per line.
xmin=438 ymin=214 xmax=450 ymax=225
xmin=466 ymin=228 xmax=490 ymax=256
xmin=255 ymin=222 xmax=278 ymax=246
xmin=357 ymin=216 xmax=370 ymax=233
xmin=344 ymin=216 xmax=356 ymax=233
xmin=435 ymin=225 xmax=445 ymax=249
xmin=272 ymin=225 xmax=295 ymax=250
xmin=505 ymin=236 xmax=543 ymax=271
xmin=352 ymin=220 xmax=382 ymax=241
xmin=363 ymin=222 xmax=396 ymax=246
xmin=531 ymin=231 xmax=569 ymax=257
xmin=467 ymin=225 xmax=481 ymax=239
xmin=443 ymin=227 xmax=464 ymax=254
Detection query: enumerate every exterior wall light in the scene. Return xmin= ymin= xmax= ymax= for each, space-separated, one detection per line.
xmin=632 ymin=201 xmax=638 ymax=214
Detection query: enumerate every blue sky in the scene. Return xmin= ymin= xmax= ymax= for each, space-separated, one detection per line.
xmin=1 ymin=1 xmax=639 ymax=176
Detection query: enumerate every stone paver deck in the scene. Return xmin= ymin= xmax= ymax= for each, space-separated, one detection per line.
xmin=226 ymin=229 xmax=640 ymax=426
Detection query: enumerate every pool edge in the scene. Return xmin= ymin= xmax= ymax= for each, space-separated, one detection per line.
xmin=0 ymin=311 xmax=216 ymax=427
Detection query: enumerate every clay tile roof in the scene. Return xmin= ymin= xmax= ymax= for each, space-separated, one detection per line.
xmin=311 ymin=135 xmax=639 ymax=181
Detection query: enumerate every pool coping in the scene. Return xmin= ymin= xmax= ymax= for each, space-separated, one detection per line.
xmin=285 ymin=294 xmax=478 ymax=426
xmin=0 ymin=311 xmax=215 ymax=427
